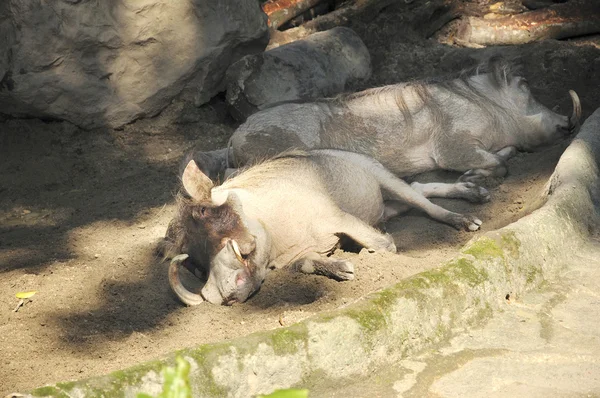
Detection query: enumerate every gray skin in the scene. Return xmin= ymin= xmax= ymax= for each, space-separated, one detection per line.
xmin=194 ymin=57 xmax=581 ymax=183
xmin=168 ymin=149 xmax=490 ymax=306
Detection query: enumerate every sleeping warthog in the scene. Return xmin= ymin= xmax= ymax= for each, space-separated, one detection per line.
xmin=196 ymin=57 xmax=581 ymax=182
xmin=163 ymin=149 xmax=490 ymax=305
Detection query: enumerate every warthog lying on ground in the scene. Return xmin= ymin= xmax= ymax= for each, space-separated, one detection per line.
xmin=163 ymin=149 xmax=490 ymax=305
xmin=194 ymin=56 xmax=581 ymax=183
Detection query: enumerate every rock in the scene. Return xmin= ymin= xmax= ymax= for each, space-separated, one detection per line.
xmin=0 ymin=0 xmax=269 ymax=129
xmin=225 ymin=27 xmax=371 ymax=121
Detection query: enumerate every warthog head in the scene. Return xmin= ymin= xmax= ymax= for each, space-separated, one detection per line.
xmin=470 ymin=58 xmax=581 ymax=150
xmin=508 ymin=79 xmax=580 ymax=149
xmin=164 ymin=160 xmax=271 ymax=306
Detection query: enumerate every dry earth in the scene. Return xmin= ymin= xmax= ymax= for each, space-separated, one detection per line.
xmin=1 ymin=1 xmax=600 ymax=394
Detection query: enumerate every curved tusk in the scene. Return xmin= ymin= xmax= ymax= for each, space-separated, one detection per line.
xmin=168 ymin=254 xmax=205 ymax=306
xmin=568 ymin=90 xmax=582 ymax=133
xmin=230 ymin=239 xmax=244 ymax=265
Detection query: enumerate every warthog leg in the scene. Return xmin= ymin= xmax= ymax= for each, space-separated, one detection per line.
xmin=382 ymin=181 xmax=490 ymax=221
xmin=410 ymin=181 xmax=491 ymax=203
xmin=366 ymin=166 xmax=483 ymax=231
xmin=292 ymin=252 xmax=355 ymax=281
xmin=495 ymin=146 xmax=518 ymax=161
xmin=328 ymin=212 xmax=398 ymax=254
xmin=455 ymin=147 xmax=517 ymax=184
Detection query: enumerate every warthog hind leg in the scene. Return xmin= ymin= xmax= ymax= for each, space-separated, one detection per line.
xmin=331 ymin=213 xmax=397 ymax=253
xmin=293 ymin=252 xmax=355 ymax=281
xmin=371 ymin=166 xmax=483 ymax=231
xmin=382 ymin=181 xmax=489 ymax=221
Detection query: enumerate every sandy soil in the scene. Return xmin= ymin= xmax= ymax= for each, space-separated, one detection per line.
xmin=1 ymin=1 xmax=600 ymax=394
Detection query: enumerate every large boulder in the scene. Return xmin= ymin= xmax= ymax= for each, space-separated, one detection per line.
xmin=0 ymin=1 xmax=269 ymax=129
xmin=225 ymin=27 xmax=371 ymax=121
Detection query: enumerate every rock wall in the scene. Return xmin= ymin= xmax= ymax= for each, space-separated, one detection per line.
xmin=225 ymin=27 xmax=371 ymax=121
xmin=0 ymin=0 xmax=269 ymax=129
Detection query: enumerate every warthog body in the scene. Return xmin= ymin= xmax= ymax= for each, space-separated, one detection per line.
xmin=197 ymin=57 xmax=580 ymax=182
xmin=164 ymin=149 xmax=489 ymax=305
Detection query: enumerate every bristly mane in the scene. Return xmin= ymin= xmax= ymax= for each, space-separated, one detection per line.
xmin=329 ymin=55 xmax=521 ymax=138
xmin=336 ymin=55 xmax=521 ymax=103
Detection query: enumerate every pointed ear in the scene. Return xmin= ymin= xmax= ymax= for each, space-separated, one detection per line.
xmin=523 ymin=113 xmax=544 ymax=129
xmin=182 ymin=160 xmax=214 ymax=201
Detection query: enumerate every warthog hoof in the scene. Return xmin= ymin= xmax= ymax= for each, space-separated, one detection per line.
xmin=448 ymin=213 xmax=483 ymax=231
xmin=458 ymin=170 xmax=486 ymax=184
xmin=295 ymin=254 xmax=355 ymax=281
xmin=367 ymin=233 xmax=397 ymax=254
xmin=466 ymin=216 xmax=483 ymax=231
xmin=459 ymin=182 xmax=491 ymax=203
xmin=329 ymin=259 xmax=355 ymax=281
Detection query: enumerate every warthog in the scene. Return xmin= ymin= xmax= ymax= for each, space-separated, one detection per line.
xmin=163 ymin=149 xmax=490 ymax=305
xmin=194 ymin=56 xmax=581 ymax=182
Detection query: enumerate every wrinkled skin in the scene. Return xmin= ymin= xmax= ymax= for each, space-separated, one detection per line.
xmin=165 ymin=149 xmax=491 ymax=306
xmin=191 ymin=56 xmax=581 ymax=183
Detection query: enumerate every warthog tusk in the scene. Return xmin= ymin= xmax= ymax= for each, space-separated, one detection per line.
xmin=230 ymin=240 xmax=245 ymax=265
xmin=168 ymin=254 xmax=205 ymax=306
xmin=569 ymin=90 xmax=582 ymax=133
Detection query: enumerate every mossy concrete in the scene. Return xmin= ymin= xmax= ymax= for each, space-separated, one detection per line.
xmin=21 ymin=109 xmax=600 ymax=397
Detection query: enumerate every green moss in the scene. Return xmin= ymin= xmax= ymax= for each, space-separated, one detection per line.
xmin=539 ymin=291 xmax=567 ymax=342
xmin=182 ymin=344 xmax=230 ymax=397
xmin=109 ymin=359 xmax=164 ymax=388
xmin=525 ymin=264 xmax=543 ymax=285
xmin=55 ymin=381 xmax=76 ymax=391
xmin=31 ymin=382 xmax=78 ymax=397
xmin=500 ymin=231 xmax=521 ymax=258
xmin=462 ymin=236 xmax=504 ymax=260
xmin=418 ymin=269 xmax=451 ymax=285
xmin=373 ymin=288 xmax=400 ymax=307
xmin=346 ymin=306 xmax=387 ymax=334
xmin=467 ymin=303 xmax=494 ymax=328
xmin=32 ymin=360 xmax=168 ymax=398
xmin=435 ymin=323 xmax=449 ymax=341
xmin=31 ymin=386 xmax=65 ymax=397
xmin=449 ymin=258 xmax=490 ymax=287
xmin=462 ymin=237 xmax=504 ymax=259
xmin=299 ymin=369 xmax=330 ymax=392
xmin=269 ymin=325 xmax=307 ymax=356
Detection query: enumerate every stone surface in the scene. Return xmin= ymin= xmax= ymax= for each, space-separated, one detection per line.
xmin=225 ymin=27 xmax=371 ymax=121
xmin=0 ymin=0 xmax=269 ymax=129
xmin=313 ymin=246 xmax=600 ymax=397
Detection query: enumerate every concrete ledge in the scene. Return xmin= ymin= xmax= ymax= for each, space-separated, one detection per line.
xmin=25 ymin=109 xmax=600 ymax=398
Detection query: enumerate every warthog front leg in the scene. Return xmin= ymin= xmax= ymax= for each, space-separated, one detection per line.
xmin=457 ymin=146 xmax=518 ymax=183
xmin=292 ymin=252 xmax=355 ymax=281
xmin=410 ymin=181 xmax=490 ymax=203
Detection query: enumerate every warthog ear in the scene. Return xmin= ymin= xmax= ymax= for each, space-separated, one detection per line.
xmin=182 ymin=160 xmax=214 ymax=201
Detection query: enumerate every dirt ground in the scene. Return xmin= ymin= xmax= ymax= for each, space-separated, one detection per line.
xmin=1 ymin=1 xmax=600 ymax=394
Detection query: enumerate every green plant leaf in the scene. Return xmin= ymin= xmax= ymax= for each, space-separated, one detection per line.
xmin=16 ymin=291 xmax=37 ymax=299
xmin=136 ymin=356 xmax=191 ymax=398
xmin=258 ymin=388 xmax=309 ymax=398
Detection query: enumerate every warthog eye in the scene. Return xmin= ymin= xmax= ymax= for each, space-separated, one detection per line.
xmin=518 ymin=77 xmax=528 ymax=87
xmin=192 ymin=206 xmax=207 ymax=220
